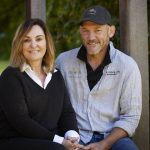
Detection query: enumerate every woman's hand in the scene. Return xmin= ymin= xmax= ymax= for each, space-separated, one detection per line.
xmin=62 ymin=139 xmax=84 ymax=150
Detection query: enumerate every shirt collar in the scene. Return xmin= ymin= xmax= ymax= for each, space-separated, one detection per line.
xmin=21 ymin=62 xmax=52 ymax=75
xmin=21 ymin=62 xmax=57 ymax=89
xmin=77 ymin=44 xmax=111 ymax=66
xmin=21 ymin=63 xmax=32 ymax=72
xmin=77 ymin=45 xmax=87 ymax=62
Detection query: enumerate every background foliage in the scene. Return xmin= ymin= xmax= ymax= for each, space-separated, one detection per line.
xmin=0 ymin=0 xmax=149 ymax=60
xmin=46 ymin=0 xmax=119 ymax=56
xmin=0 ymin=0 xmax=25 ymax=60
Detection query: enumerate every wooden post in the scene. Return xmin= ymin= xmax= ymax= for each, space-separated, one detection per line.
xmin=25 ymin=0 xmax=46 ymax=22
xmin=119 ymin=0 xmax=149 ymax=150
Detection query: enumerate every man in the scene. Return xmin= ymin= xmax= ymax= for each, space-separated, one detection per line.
xmin=56 ymin=5 xmax=142 ymax=150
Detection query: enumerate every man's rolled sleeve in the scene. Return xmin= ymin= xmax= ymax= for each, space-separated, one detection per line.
xmin=114 ymin=62 xmax=142 ymax=137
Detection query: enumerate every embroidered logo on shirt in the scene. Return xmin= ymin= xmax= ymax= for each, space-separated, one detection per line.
xmin=68 ymin=70 xmax=82 ymax=78
xmin=106 ymin=71 xmax=120 ymax=75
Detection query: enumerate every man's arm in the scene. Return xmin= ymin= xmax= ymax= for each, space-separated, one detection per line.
xmin=84 ymin=127 xmax=128 ymax=150
xmin=100 ymin=127 xmax=128 ymax=148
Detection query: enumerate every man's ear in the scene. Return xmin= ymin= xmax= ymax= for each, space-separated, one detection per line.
xmin=108 ymin=25 xmax=116 ymax=38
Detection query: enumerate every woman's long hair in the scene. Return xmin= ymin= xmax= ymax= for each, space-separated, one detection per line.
xmin=10 ymin=18 xmax=55 ymax=72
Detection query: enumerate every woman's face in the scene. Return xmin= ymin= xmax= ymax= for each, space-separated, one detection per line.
xmin=22 ymin=25 xmax=46 ymax=65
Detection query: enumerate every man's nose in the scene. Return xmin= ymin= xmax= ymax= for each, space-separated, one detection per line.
xmin=88 ymin=32 xmax=96 ymax=40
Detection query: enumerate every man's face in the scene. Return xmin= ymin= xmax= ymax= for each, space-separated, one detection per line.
xmin=79 ymin=21 xmax=115 ymax=56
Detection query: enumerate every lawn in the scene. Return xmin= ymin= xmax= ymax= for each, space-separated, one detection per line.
xmin=0 ymin=60 xmax=9 ymax=74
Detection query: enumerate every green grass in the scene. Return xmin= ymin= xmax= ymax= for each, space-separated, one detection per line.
xmin=0 ymin=60 xmax=9 ymax=74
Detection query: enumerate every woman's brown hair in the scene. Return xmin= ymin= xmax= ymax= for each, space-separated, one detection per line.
xmin=10 ymin=18 xmax=55 ymax=72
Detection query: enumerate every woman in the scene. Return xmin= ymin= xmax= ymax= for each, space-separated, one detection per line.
xmin=0 ymin=19 xmax=81 ymax=150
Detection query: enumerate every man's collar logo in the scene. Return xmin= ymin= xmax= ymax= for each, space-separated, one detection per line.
xmin=88 ymin=8 xmax=96 ymax=15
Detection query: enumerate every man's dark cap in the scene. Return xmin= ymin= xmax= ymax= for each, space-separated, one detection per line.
xmin=79 ymin=6 xmax=112 ymax=25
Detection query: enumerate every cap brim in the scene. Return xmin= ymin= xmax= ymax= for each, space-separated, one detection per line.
xmin=79 ymin=18 xmax=107 ymax=25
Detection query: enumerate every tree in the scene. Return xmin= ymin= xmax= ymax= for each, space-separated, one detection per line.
xmin=0 ymin=0 xmax=149 ymax=59
xmin=46 ymin=0 xmax=119 ymax=56
xmin=0 ymin=0 xmax=25 ymax=59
